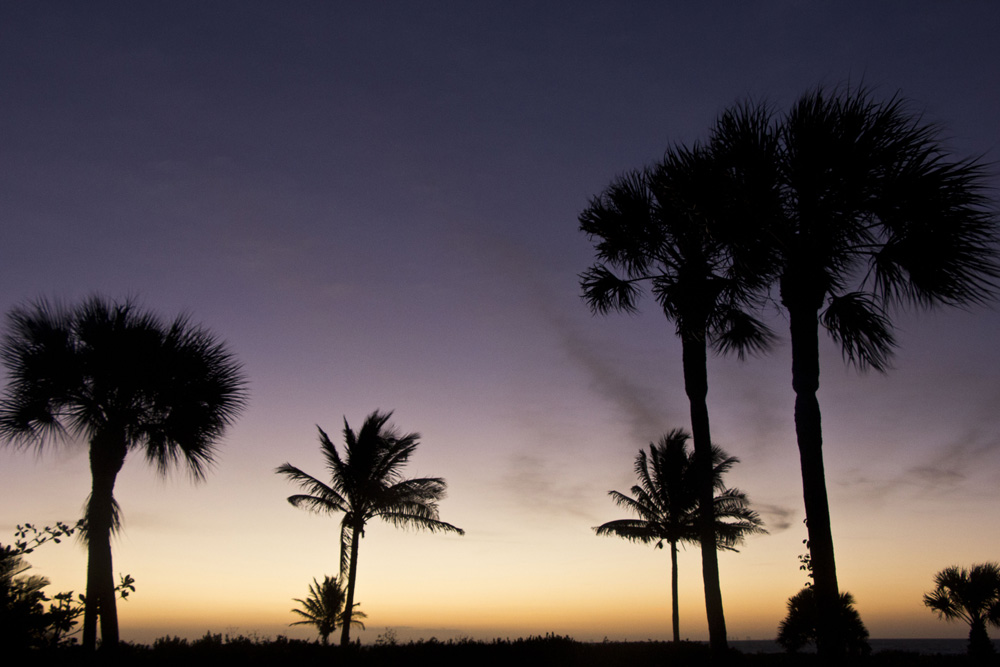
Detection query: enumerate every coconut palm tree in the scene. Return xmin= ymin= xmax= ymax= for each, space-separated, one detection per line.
xmin=595 ymin=429 xmax=766 ymax=643
xmin=0 ymin=296 xmax=247 ymax=651
xmin=276 ymin=410 xmax=464 ymax=647
xmin=580 ymin=132 xmax=776 ymax=651
xmin=711 ymin=86 xmax=999 ymax=659
xmin=290 ymin=575 xmax=366 ymax=645
xmin=924 ymin=563 xmax=1000 ymax=658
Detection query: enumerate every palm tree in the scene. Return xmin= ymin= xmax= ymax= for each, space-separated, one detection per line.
xmin=276 ymin=410 xmax=464 ymax=647
xmin=0 ymin=296 xmax=247 ymax=651
xmin=711 ymin=86 xmax=999 ymax=659
xmin=580 ymin=132 xmax=775 ymax=651
xmin=777 ymin=587 xmax=869 ymax=656
xmin=595 ymin=429 xmax=766 ymax=642
xmin=290 ymin=575 xmax=366 ymax=645
xmin=924 ymin=563 xmax=1000 ymax=658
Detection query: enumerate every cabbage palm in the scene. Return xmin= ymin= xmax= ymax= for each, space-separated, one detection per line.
xmin=290 ymin=575 xmax=366 ymax=645
xmin=777 ymin=587 xmax=869 ymax=656
xmin=580 ymin=131 xmax=775 ymax=651
xmin=595 ymin=429 xmax=766 ymax=642
xmin=713 ymin=87 xmax=999 ymax=659
xmin=0 ymin=296 xmax=247 ymax=651
xmin=276 ymin=410 xmax=464 ymax=647
xmin=924 ymin=563 xmax=1000 ymax=658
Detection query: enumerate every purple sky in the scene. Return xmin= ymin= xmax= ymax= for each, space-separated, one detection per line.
xmin=2 ymin=1 xmax=999 ymax=643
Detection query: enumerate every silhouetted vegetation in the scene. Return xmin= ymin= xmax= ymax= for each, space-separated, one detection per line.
xmin=924 ymin=563 xmax=1000 ymax=659
xmin=705 ymin=86 xmax=999 ymax=660
xmin=580 ymin=121 xmax=775 ymax=653
xmin=276 ymin=410 xmax=464 ymax=646
xmin=0 ymin=296 xmax=248 ymax=650
xmin=290 ymin=575 xmax=366 ymax=645
xmin=777 ymin=587 xmax=870 ymax=656
xmin=8 ymin=633 xmax=990 ymax=666
xmin=595 ymin=429 xmax=766 ymax=642
xmin=0 ymin=521 xmax=86 ymax=649
xmin=583 ymin=83 xmax=999 ymax=661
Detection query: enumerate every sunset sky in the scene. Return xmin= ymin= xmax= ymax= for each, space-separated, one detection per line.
xmin=3 ymin=1 xmax=1000 ymax=645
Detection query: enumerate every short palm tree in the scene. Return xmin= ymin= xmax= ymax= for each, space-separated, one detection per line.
xmin=0 ymin=296 xmax=247 ymax=650
xmin=290 ymin=575 xmax=366 ymax=645
xmin=276 ymin=410 xmax=464 ymax=646
xmin=595 ymin=429 xmax=766 ymax=643
xmin=924 ymin=563 xmax=1000 ymax=658
xmin=580 ymin=134 xmax=775 ymax=652
xmin=777 ymin=587 xmax=869 ymax=656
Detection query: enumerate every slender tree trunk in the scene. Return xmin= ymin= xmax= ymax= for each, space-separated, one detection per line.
xmin=786 ymin=301 xmax=843 ymax=662
xmin=681 ymin=332 xmax=728 ymax=653
xmin=670 ymin=540 xmax=680 ymax=643
xmin=83 ymin=434 xmax=126 ymax=651
xmin=340 ymin=523 xmax=362 ymax=647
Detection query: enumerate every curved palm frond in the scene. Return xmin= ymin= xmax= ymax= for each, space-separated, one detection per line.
xmin=821 ymin=292 xmax=895 ymax=373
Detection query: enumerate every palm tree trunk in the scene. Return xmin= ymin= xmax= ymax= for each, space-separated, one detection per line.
xmin=681 ymin=331 xmax=727 ymax=653
xmin=670 ymin=540 xmax=680 ymax=643
xmin=339 ymin=523 xmax=362 ymax=647
xmin=787 ymin=302 xmax=843 ymax=662
xmin=83 ymin=436 xmax=125 ymax=651
xmin=968 ymin=617 xmax=994 ymax=658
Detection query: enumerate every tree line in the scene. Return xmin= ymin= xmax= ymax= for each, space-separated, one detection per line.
xmin=1 ymin=83 xmax=998 ymax=659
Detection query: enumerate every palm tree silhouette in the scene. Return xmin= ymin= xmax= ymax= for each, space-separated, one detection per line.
xmin=712 ymin=87 xmax=999 ymax=659
xmin=290 ymin=575 xmax=366 ymax=645
xmin=0 ymin=296 xmax=247 ymax=651
xmin=580 ymin=137 xmax=774 ymax=651
xmin=777 ymin=586 xmax=869 ymax=656
xmin=595 ymin=429 xmax=766 ymax=643
xmin=276 ymin=410 xmax=464 ymax=646
xmin=924 ymin=563 xmax=1000 ymax=658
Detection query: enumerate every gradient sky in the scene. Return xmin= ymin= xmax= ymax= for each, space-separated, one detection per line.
xmin=2 ymin=1 xmax=1000 ymax=645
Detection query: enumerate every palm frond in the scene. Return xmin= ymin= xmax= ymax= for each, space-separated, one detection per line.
xmin=580 ymin=265 xmax=644 ymax=315
xmin=821 ymin=292 xmax=896 ymax=372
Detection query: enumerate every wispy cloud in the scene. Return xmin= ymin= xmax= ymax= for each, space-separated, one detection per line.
xmin=755 ymin=503 xmax=797 ymax=533
xmin=500 ymin=453 xmax=604 ymax=523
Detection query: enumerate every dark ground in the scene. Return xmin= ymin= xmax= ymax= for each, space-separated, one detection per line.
xmin=18 ymin=634 xmax=1000 ymax=666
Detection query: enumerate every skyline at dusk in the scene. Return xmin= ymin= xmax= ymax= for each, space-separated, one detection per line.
xmin=3 ymin=2 xmax=1000 ymax=645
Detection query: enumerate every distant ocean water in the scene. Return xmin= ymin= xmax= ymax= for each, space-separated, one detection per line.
xmin=730 ymin=639 xmax=997 ymax=655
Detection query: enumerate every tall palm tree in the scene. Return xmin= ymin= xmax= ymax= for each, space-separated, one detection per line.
xmin=0 ymin=296 xmax=247 ymax=651
xmin=595 ymin=429 xmax=766 ymax=642
xmin=924 ymin=563 xmax=1000 ymax=658
xmin=712 ymin=87 xmax=999 ymax=659
xmin=580 ymin=132 xmax=775 ymax=651
xmin=276 ymin=410 xmax=464 ymax=647
xmin=290 ymin=575 xmax=366 ymax=645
